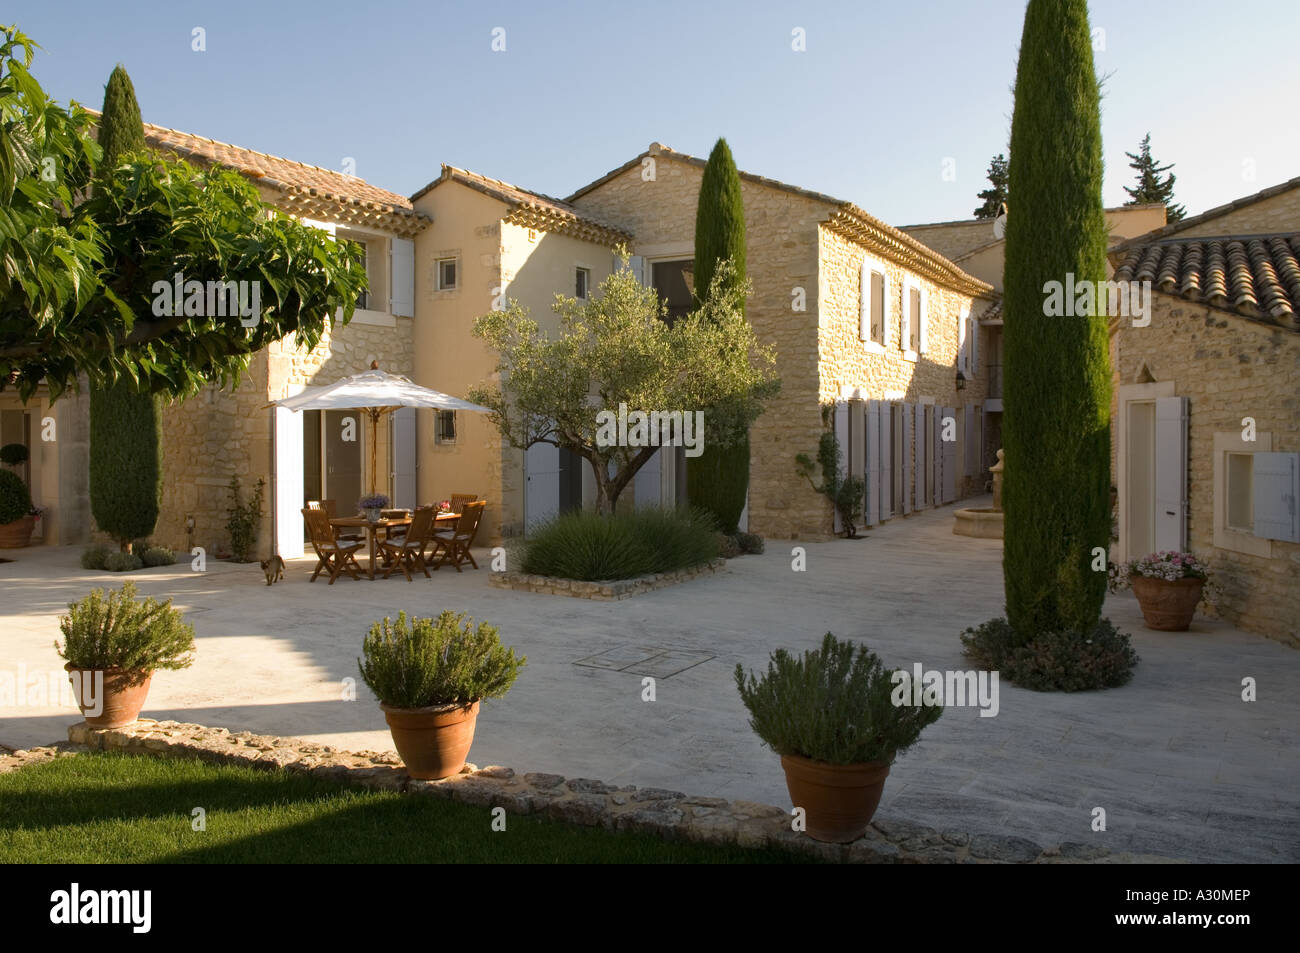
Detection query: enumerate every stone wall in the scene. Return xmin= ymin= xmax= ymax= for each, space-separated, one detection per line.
xmin=1172 ymin=187 xmax=1300 ymax=240
xmin=1114 ymin=295 xmax=1300 ymax=645
xmin=489 ymin=558 xmax=727 ymax=599
xmin=14 ymin=721 xmax=1173 ymax=864
xmin=154 ymin=316 xmax=414 ymax=556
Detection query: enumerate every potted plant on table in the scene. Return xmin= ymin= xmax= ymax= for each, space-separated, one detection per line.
xmin=1108 ymin=551 xmax=1215 ymax=631
xmin=359 ymin=493 xmax=390 ymax=523
xmin=0 ymin=468 xmax=39 ymax=548
xmin=359 ymin=610 xmax=525 ymax=780
xmin=54 ymin=581 xmax=196 ymax=728
xmin=735 ymin=632 xmax=943 ymax=843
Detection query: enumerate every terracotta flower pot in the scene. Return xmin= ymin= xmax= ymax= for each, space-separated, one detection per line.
xmin=381 ymin=700 xmax=480 ymax=780
xmin=0 ymin=514 xmax=35 ymax=548
xmin=1130 ymin=574 xmax=1204 ymax=631
xmin=65 ymin=665 xmax=154 ymax=729
xmin=780 ymin=752 xmax=891 ymax=843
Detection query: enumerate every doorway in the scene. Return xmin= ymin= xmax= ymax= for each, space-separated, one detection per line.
xmin=302 ymin=409 xmax=363 ymax=520
xmin=1126 ymin=400 xmax=1156 ymax=558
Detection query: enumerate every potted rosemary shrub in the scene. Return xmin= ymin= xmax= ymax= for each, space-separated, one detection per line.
xmin=1109 ymin=551 xmax=1214 ymax=631
xmin=735 ymin=632 xmax=943 ymax=843
xmin=54 ymin=581 xmax=196 ymax=728
xmin=359 ymin=611 xmax=525 ymax=779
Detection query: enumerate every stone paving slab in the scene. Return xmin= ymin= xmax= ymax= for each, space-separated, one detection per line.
xmin=2 ymin=499 xmax=1297 ymax=863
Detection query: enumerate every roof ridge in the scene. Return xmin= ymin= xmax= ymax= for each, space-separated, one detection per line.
xmin=1112 ymin=174 xmax=1300 ymax=252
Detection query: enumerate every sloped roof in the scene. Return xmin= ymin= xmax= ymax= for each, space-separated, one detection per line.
xmin=1111 ymin=176 xmax=1300 ymax=251
xmin=1110 ymin=233 xmax=1300 ymax=331
xmin=413 ymin=165 xmax=633 ymax=246
xmin=86 ymin=110 xmax=431 ymax=238
xmin=567 ymin=143 xmax=992 ymax=298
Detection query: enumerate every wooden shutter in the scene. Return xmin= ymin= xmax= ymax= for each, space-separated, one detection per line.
xmin=901 ymin=405 xmax=914 ymax=514
xmin=901 ymin=288 xmax=912 ymax=353
xmin=391 ymin=407 xmax=417 ymax=509
xmin=389 ymin=238 xmax=415 ymax=317
xmin=865 ymin=401 xmax=880 ymax=527
xmin=941 ymin=406 xmax=957 ymax=503
xmin=859 ymin=263 xmax=871 ymax=341
xmin=833 ymin=401 xmax=849 ymax=534
xmin=963 ymin=403 xmax=976 ymax=477
xmin=1253 ymin=452 xmax=1300 ymax=543
xmin=1153 ymin=396 xmax=1188 ymax=552
xmin=969 ymin=313 xmax=979 ymax=374
xmin=914 ymin=403 xmax=926 ymax=509
xmin=879 ymin=403 xmax=892 ymax=521
xmin=918 ymin=289 xmax=930 ymax=354
xmin=958 ymin=310 xmax=968 ymax=375
xmin=931 ymin=406 xmax=942 ymax=506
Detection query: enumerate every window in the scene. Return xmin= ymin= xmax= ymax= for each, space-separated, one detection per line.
xmin=575 ymin=267 xmax=590 ymax=300
xmin=437 ymin=258 xmax=457 ymax=291
xmin=1226 ymin=452 xmax=1254 ymax=533
xmin=355 ymin=243 xmax=369 ymax=310
xmin=860 ymin=259 xmax=888 ymax=349
xmin=435 ymin=410 xmax=457 ymax=445
xmin=902 ymin=278 xmax=925 ymax=358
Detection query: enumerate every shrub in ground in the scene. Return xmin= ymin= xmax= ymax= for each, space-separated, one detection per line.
xmin=735 ymin=532 xmax=765 ymax=555
xmin=80 ymin=544 xmax=112 ymax=570
xmin=520 ymin=507 xmax=718 ymax=581
xmin=103 ymin=552 xmax=143 ymax=572
xmin=960 ymin=617 xmax=1138 ymax=692
xmin=140 ymin=546 xmax=175 ymax=567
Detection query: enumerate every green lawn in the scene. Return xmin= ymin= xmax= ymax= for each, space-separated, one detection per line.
xmin=0 ymin=753 xmax=811 ymax=864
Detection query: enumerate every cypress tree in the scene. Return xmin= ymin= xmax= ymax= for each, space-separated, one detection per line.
xmin=1001 ymin=0 xmax=1112 ymax=638
xmin=688 ymin=138 xmax=749 ymax=533
xmin=89 ymin=65 xmax=162 ymax=551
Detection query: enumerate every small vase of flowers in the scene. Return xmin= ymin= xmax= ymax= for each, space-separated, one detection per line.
xmin=359 ymin=493 xmax=390 ymax=523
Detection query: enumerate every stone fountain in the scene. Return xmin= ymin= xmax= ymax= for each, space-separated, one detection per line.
xmin=953 ymin=449 xmax=1005 ymax=539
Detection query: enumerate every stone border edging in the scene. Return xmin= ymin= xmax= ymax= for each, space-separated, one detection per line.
xmin=0 ymin=724 xmax=1182 ymax=864
xmin=488 ymin=558 xmax=727 ymax=600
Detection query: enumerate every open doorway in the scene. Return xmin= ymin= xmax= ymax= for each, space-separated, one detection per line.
xmin=303 ymin=409 xmax=363 ymax=527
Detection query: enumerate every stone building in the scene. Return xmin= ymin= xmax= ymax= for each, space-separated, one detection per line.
xmin=568 ymin=143 xmax=994 ymax=540
xmin=1108 ymin=176 xmax=1300 ymax=644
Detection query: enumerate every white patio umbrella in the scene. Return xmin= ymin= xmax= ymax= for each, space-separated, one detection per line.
xmin=270 ymin=362 xmax=490 ymax=496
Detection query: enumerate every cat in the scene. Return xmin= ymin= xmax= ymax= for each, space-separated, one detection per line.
xmin=260 ymin=555 xmax=285 ymax=586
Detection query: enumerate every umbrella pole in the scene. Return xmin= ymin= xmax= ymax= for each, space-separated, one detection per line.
xmin=370 ymin=408 xmax=380 ymax=497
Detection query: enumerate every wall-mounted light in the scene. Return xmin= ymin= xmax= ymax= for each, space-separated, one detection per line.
xmin=956 ymin=370 xmax=968 ymax=391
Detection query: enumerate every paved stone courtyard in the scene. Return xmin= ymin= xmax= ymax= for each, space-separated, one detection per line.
xmin=3 ymin=499 xmax=1297 ymax=863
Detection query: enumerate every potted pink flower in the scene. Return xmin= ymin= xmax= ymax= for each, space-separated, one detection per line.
xmin=1108 ymin=551 xmax=1216 ymax=631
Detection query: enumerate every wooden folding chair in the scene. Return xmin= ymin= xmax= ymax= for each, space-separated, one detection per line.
xmin=449 ymin=493 xmax=480 ymax=514
xmin=307 ymin=499 xmax=362 ymax=541
xmin=430 ymin=501 xmax=485 ymax=572
xmin=377 ymin=506 xmax=437 ymax=581
xmin=302 ymin=507 xmax=364 ymax=584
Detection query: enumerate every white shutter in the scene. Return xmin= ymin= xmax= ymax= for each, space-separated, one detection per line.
xmin=941 ymin=406 xmax=957 ymax=503
xmin=859 ymin=263 xmax=870 ymax=341
xmin=390 ymin=407 xmax=417 ymax=510
xmin=833 ymin=401 xmax=849 ymax=534
xmin=963 ymin=403 xmax=976 ymax=477
xmin=865 ymin=401 xmax=880 ymax=527
xmin=901 ymin=291 xmax=912 ymax=353
xmin=970 ymin=314 xmax=979 ymax=375
xmin=918 ymin=288 xmax=930 ymax=354
xmin=901 ymin=404 xmax=913 ymax=515
xmin=931 ymin=406 xmax=942 ymax=506
xmin=634 ymin=449 xmax=662 ymax=508
xmin=1154 ymin=396 xmax=1189 ymax=552
xmin=881 ymin=275 xmax=891 ymax=349
xmin=914 ymin=403 xmax=926 ymax=509
xmin=274 ymin=406 xmax=305 ymax=559
xmin=1253 ymin=452 xmax=1300 ymax=542
xmin=879 ymin=405 xmax=892 ymax=521
xmin=389 ymin=238 xmax=415 ymax=317
xmin=620 ymin=254 xmax=645 ymax=284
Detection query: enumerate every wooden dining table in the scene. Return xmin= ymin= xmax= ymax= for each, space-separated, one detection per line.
xmin=330 ymin=512 xmax=459 ymax=579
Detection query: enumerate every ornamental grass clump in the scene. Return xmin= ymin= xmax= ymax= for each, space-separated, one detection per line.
xmin=358 ymin=611 xmax=525 ymax=710
xmin=735 ymin=632 xmax=942 ymax=766
xmin=55 ymin=581 xmax=196 ymax=677
xmin=519 ymin=506 xmax=718 ymax=581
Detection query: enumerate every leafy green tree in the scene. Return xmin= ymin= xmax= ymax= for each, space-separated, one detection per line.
xmin=88 ymin=64 xmax=161 ymax=551
xmin=1001 ymin=0 xmax=1112 ymax=638
xmin=1123 ymin=132 xmax=1186 ymax=223
xmin=974 ymin=153 xmax=1009 ymax=219
xmin=0 ymin=26 xmax=367 ymax=400
xmin=470 ymin=255 xmax=779 ymax=515
xmin=689 ymin=138 xmax=751 ymax=533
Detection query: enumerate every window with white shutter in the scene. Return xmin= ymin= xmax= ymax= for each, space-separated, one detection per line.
xmin=958 ymin=307 xmax=970 ymax=376
xmin=1252 ymin=452 xmax=1300 ymax=543
xmin=860 ymin=259 xmax=888 ymax=350
xmin=902 ymin=278 xmax=921 ymax=360
xmin=918 ymin=288 xmax=930 ymax=354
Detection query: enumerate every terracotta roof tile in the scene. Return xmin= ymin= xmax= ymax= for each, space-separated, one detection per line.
xmin=414 ymin=165 xmax=632 ymax=245
xmin=86 ymin=110 xmax=431 ymax=237
xmin=1111 ymin=233 xmax=1300 ymax=331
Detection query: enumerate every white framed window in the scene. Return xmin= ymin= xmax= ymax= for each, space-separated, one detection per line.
xmin=435 ymin=410 xmax=457 ymax=445
xmin=436 ymin=257 xmax=458 ymax=291
xmin=859 ymin=258 xmax=889 ymax=352
xmin=1225 ymin=452 xmax=1254 ymax=533
xmin=1213 ymin=431 xmax=1272 ymax=556
xmin=575 ymin=266 xmax=590 ymax=300
xmin=902 ymin=277 xmax=925 ymax=360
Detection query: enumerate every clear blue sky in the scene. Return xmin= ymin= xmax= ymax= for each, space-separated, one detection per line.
xmin=10 ymin=0 xmax=1298 ymax=225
